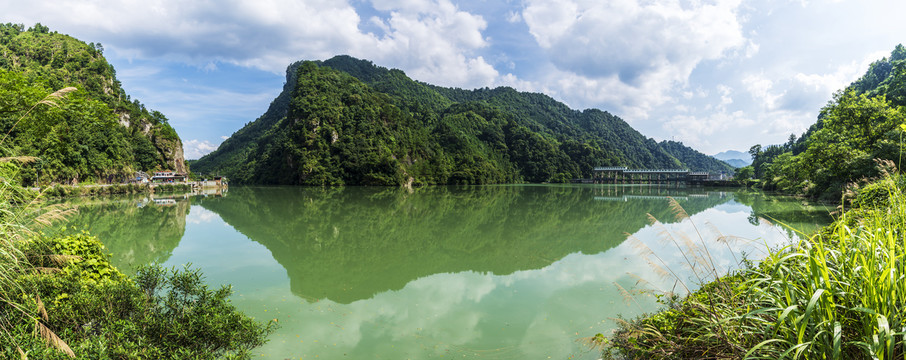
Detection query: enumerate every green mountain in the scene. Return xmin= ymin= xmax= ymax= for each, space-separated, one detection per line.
xmin=0 ymin=23 xmax=185 ymax=184
xmin=192 ymin=55 xmax=731 ymax=185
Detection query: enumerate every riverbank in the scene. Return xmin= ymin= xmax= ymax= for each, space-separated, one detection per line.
xmin=604 ymin=174 xmax=906 ymax=359
xmin=38 ymin=182 xmax=224 ymax=198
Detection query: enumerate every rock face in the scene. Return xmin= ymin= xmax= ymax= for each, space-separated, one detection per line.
xmin=166 ymin=138 xmax=188 ymax=173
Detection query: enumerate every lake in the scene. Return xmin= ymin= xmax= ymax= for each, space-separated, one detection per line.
xmin=54 ymin=184 xmax=832 ymax=359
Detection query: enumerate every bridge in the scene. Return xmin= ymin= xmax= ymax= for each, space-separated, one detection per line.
xmin=588 ymin=166 xmax=711 ymax=184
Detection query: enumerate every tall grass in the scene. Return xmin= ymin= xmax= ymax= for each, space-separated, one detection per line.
xmin=608 ymin=174 xmax=906 ymax=359
xmin=0 ymin=86 xmax=81 ymax=357
xmin=0 ymin=161 xmax=76 ymax=357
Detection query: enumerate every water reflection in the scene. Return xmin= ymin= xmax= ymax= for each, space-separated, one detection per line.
xmin=197 ymin=185 xmax=738 ymax=303
xmin=54 ymin=185 xmax=834 ymax=359
xmin=57 ymin=194 xmax=192 ymax=273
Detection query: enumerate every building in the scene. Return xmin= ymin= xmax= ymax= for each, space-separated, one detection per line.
xmin=197 ymin=176 xmax=225 ymax=187
xmin=150 ymin=171 xmax=187 ymax=183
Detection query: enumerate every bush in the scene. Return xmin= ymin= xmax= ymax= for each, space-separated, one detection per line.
xmin=852 ymin=175 xmax=906 ymax=209
xmin=6 ymin=234 xmax=274 ymax=359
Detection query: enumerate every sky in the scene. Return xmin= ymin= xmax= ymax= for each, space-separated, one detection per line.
xmin=2 ymin=0 xmax=905 ymax=159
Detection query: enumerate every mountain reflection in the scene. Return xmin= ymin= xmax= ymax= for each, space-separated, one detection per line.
xmin=52 ymin=185 xmax=834 ymax=360
xmin=197 ymin=185 xmax=735 ymax=303
xmin=56 ymin=185 xmax=832 ymax=305
xmin=56 ymin=194 xmax=192 ymax=274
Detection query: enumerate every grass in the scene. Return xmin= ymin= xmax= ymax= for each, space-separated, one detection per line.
xmin=606 ymin=174 xmax=906 ymax=359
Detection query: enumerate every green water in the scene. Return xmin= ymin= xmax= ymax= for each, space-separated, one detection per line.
xmin=55 ymin=184 xmax=832 ymax=359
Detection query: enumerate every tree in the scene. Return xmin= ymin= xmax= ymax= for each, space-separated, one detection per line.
xmin=820 ymin=90 xmax=903 ymax=147
xmin=734 ymin=166 xmax=753 ymax=180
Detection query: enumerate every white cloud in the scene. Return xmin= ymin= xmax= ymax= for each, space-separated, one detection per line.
xmin=718 ymin=84 xmax=733 ymax=106
xmin=506 ymin=10 xmax=521 ymax=23
xmin=730 ymin=51 xmax=884 ymax=143
xmin=183 ymin=139 xmax=219 ymax=160
xmin=2 ymin=1 xmax=358 ymax=71
xmin=5 ymin=0 xmax=905 ymax=156
xmin=521 ymin=0 xmax=748 ymax=114
xmin=663 ymin=110 xmax=753 ymax=150
xmin=742 ymin=74 xmax=780 ymax=111
xmin=3 ymin=0 xmax=497 ymax=88
xmin=360 ymin=0 xmax=497 ymax=87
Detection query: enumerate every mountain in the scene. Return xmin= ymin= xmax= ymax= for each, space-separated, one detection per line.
xmin=0 ymin=23 xmax=185 ymax=184
xmin=193 ymin=55 xmax=732 ymax=185
xmin=713 ymin=150 xmax=752 ymax=168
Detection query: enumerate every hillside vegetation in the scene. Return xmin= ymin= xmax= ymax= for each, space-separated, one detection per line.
xmin=0 ymin=23 xmax=185 ymax=185
xmin=744 ymin=44 xmax=906 ymax=199
xmin=193 ymin=56 xmax=731 ymax=185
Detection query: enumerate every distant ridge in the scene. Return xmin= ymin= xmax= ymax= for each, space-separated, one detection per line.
xmin=713 ymin=150 xmax=751 ymax=167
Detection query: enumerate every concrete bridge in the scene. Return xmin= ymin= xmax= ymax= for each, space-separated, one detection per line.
xmin=589 ymin=166 xmax=711 ymax=184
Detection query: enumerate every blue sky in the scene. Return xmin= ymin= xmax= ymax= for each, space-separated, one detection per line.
xmin=3 ymin=0 xmax=905 ymax=159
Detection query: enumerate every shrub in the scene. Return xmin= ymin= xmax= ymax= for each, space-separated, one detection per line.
xmin=6 ymin=234 xmax=275 ymax=359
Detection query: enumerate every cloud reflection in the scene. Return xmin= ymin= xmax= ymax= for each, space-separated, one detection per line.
xmin=238 ymin=202 xmax=802 ymax=359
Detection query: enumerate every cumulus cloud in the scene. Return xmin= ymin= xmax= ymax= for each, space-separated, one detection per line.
xmin=3 ymin=0 xmax=498 ymax=89
xmin=183 ymin=139 xmax=219 ymax=160
xmin=744 ymin=52 xmax=881 ymax=114
xmin=663 ymin=110 xmax=752 ymax=150
xmin=522 ymin=0 xmax=747 ymax=113
xmin=360 ymin=0 xmax=498 ymax=87
xmin=728 ymin=51 xmax=885 ymax=142
xmin=6 ymin=0 xmax=903 ymax=156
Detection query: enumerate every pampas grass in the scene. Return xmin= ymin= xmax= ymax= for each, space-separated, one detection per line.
xmin=0 ymin=87 xmax=77 ymax=146
xmin=608 ymin=175 xmax=906 ymax=359
xmin=0 ymin=86 xmax=79 ymax=359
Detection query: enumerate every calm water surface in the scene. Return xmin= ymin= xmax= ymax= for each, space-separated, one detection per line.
xmin=55 ymin=184 xmax=832 ymax=359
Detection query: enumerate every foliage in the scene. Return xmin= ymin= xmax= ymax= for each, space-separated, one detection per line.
xmin=0 ymin=23 xmax=185 ymax=184
xmin=6 ymin=233 xmax=274 ymax=359
xmin=0 ymin=158 xmax=271 ymax=358
xmin=749 ymin=44 xmax=906 ymax=199
xmin=22 ymin=233 xmax=126 ymax=284
xmin=193 ymin=56 xmax=732 ymax=185
xmin=607 ymin=173 xmax=906 ymax=359
xmin=734 ymin=166 xmax=754 ymax=180
xmin=41 ymin=183 xmax=191 ymax=198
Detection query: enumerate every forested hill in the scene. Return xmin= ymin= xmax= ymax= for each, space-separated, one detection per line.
xmin=0 ymin=23 xmax=185 ymax=184
xmin=193 ymin=55 xmax=731 ymax=185
xmin=746 ymin=44 xmax=906 ymax=199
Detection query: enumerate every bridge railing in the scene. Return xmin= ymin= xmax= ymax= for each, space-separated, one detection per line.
xmin=593 ymin=167 xmax=691 ymax=174
xmin=624 ymin=169 xmax=690 ymax=174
